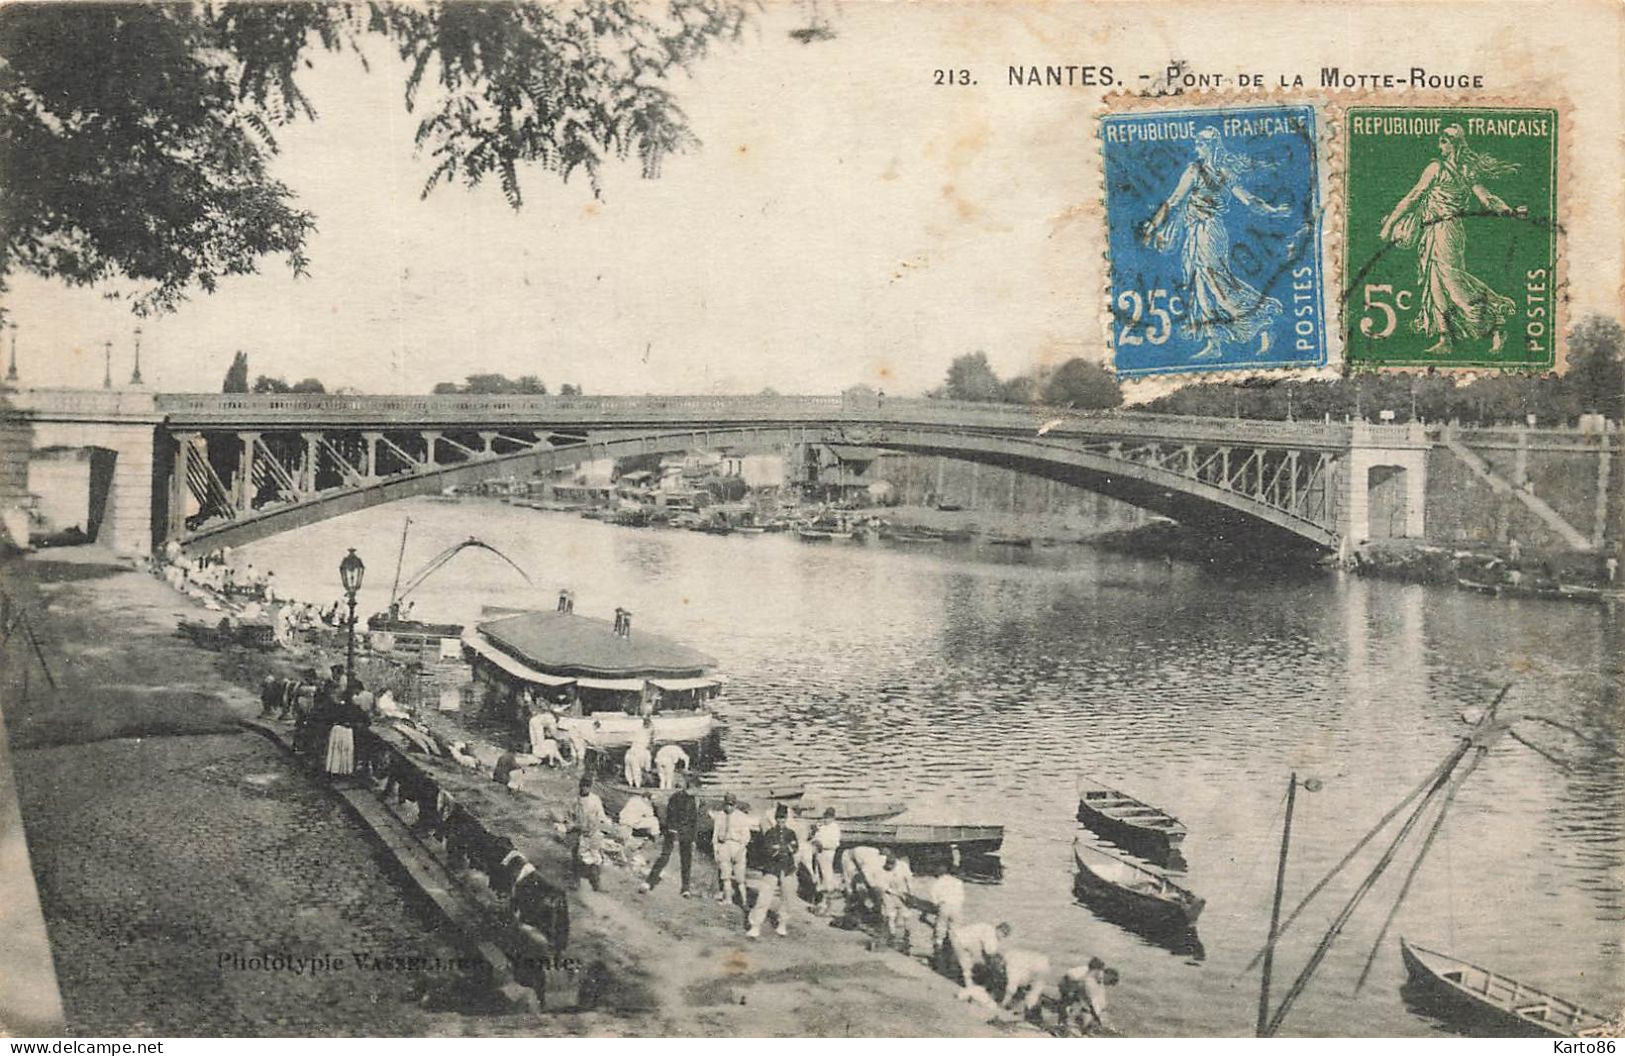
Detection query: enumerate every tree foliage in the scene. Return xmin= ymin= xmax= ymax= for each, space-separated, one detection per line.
xmin=433 ymin=372 xmax=548 ymax=394
xmin=255 ymin=374 xmax=327 ymax=393
xmin=222 ymin=351 xmax=249 ymax=393
xmin=939 ymin=351 xmax=1002 ymax=402
xmin=1142 ymin=316 xmax=1623 ymax=425
xmin=932 ymin=351 xmax=1123 ymax=410
xmin=0 ymin=1 xmax=747 ymax=313
xmin=1041 ymin=358 xmax=1122 ymax=410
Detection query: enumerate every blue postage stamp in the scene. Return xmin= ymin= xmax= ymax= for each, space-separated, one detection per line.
xmin=1100 ymin=104 xmax=1327 ymax=377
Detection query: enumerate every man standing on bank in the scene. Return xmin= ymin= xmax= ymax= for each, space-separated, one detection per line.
xmin=712 ymin=793 xmax=753 ymax=907
xmin=642 ymin=772 xmax=701 ymax=897
xmin=572 ymin=776 xmax=610 ymax=893
xmin=747 ymin=803 xmax=801 ymax=939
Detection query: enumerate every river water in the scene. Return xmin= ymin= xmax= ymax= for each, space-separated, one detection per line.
xmin=243 ymin=496 xmax=1623 ymax=1037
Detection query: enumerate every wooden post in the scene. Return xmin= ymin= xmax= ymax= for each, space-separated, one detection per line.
xmin=1258 ymin=772 xmax=1297 ymax=1037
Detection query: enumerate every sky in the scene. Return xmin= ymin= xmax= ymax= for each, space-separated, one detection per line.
xmin=5 ymin=0 xmax=1622 ymax=397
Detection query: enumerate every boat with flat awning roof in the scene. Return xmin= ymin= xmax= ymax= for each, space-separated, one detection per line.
xmin=462 ymin=599 xmax=722 ymax=749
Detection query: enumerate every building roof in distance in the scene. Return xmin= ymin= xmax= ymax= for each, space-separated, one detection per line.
xmin=476 ymin=609 xmax=716 ymax=679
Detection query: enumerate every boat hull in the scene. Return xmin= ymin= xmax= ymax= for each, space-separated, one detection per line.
xmin=593 ymin=780 xmax=805 ymax=840
xmin=837 ymin=821 xmax=1003 ymax=863
xmin=1399 ymin=939 xmax=1613 ymax=1038
xmin=1076 ymin=784 xmax=1187 ymax=864
xmin=1072 ymin=844 xmax=1204 ymax=933
xmin=561 ymin=712 xmax=716 ymax=749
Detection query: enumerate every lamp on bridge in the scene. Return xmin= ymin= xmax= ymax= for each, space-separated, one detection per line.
xmin=102 ymin=340 xmax=112 ymax=390
xmin=339 ymin=548 xmax=365 ymax=706
xmin=5 ymin=322 xmax=16 ymax=384
xmin=130 ymin=327 xmax=143 ymax=386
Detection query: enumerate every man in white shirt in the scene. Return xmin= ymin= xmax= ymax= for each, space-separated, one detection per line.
xmin=618 ymin=795 xmax=661 ymax=838
xmin=710 ymin=793 xmax=753 ymax=907
xmin=624 ymin=717 xmax=654 ymax=787
xmin=840 ymin=845 xmax=886 ymax=906
xmin=1000 ymin=947 xmax=1050 ymax=1019
xmin=527 ymin=706 xmax=557 ymax=757
xmin=927 ymin=864 xmax=967 ymax=967
xmin=1058 ymin=958 xmax=1119 ymax=1035
xmin=952 ymin=920 xmax=1012 ymax=990
xmin=571 ymin=777 xmax=610 ymax=892
xmin=874 ymin=850 xmax=915 ymax=944
xmin=654 ymin=743 xmax=689 ymax=789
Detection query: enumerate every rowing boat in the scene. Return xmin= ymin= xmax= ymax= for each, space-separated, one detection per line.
xmin=796 ymin=798 xmax=908 ymax=822
xmin=1399 ymin=939 xmax=1617 ymax=1038
xmin=1072 ymin=840 xmax=1204 ymax=931
xmin=838 ymin=821 xmax=1003 ymax=859
xmin=1076 ymin=779 xmax=1187 ymax=863
xmin=592 ymin=778 xmax=805 ymax=819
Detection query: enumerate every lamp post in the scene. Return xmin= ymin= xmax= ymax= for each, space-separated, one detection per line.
xmin=1257 ymin=772 xmax=1322 ymax=1036
xmin=130 ymin=326 xmax=144 ymax=386
xmin=5 ymin=322 xmax=16 ymax=383
xmin=339 ymin=548 xmax=365 ymax=706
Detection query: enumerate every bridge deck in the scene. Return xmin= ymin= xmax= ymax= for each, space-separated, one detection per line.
xmin=138 ymin=392 xmax=1419 ymax=451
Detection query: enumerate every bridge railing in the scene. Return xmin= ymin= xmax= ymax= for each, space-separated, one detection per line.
xmin=152 ymin=391 xmax=1377 ymax=446
xmin=9 ymin=387 xmax=163 ymax=419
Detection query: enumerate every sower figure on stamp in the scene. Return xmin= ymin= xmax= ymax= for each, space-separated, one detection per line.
xmin=1142 ymin=126 xmax=1291 ymax=361
xmin=1379 ymin=124 xmax=1525 ymax=356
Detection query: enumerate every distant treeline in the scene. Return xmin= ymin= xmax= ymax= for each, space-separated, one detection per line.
xmin=1142 ymin=317 xmax=1622 ymax=425
xmin=431 ymin=374 xmax=582 ymax=396
xmin=929 ymin=316 xmax=1622 ymax=425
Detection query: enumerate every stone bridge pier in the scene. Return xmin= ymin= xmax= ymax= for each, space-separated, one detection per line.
xmin=1339 ymin=421 xmax=1431 ymax=556
xmin=3 ymin=390 xmax=164 ymax=556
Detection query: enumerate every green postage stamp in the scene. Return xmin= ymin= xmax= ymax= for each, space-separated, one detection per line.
xmin=1343 ymin=106 xmax=1559 ymax=371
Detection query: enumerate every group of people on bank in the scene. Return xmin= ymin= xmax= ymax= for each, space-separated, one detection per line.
xmin=568 ymin=767 xmax=1119 ymax=1033
xmin=259 ymin=663 xmax=397 ymax=780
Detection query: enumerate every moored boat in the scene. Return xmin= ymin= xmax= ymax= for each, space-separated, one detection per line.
xmin=1072 ymin=839 xmax=1204 ymax=932
xmin=797 ymin=527 xmax=855 ymax=542
xmin=1076 ymin=778 xmax=1187 ymax=863
xmin=795 ymin=798 xmax=907 ymax=822
xmin=593 ymin=778 xmax=806 ymax=821
xmin=462 ymin=599 xmax=723 ymax=750
xmin=1398 ymin=939 xmax=1617 ymax=1038
xmin=838 ymin=820 xmax=1003 ymax=860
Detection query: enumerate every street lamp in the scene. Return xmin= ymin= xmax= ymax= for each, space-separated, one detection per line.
xmin=130 ymin=326 xmax=143 ymax=386
xmin=339 ymin=548 xmax=365 ymax=706
xmin=5 ymin=322 xmax=16 ymax=383
xmin=102 ymin=340 xmax=112 ymax=389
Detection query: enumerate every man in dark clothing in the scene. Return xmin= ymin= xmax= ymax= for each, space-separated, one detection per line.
xmin=641 ymin=772 xmax=701 ymax=896
xmin=746 ymin=803 xmax=800 ymax=938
